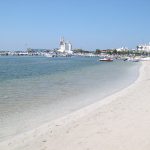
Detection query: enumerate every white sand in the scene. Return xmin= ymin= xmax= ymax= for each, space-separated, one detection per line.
xmin=1 ymin=61 xmax=150 ymax=150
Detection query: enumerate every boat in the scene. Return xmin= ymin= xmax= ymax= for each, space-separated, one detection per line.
xmin=140 ymin=57 xmax=150 ymax=61
xmin=99 ymin=57 xmax=113 ymax=62
xmin=44 ymin=53 xmax=56 ymax=58
xmin=127 ymin=57 xmax=140 ymax=62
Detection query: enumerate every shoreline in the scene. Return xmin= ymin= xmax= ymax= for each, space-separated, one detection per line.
xmin=1 ymin=61 xmax=150 ymax=150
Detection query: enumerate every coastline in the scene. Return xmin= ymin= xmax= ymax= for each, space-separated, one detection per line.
xmin=1 ymin=61 xmax=150 ymax=150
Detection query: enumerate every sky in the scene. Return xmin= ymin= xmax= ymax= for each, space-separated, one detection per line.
xmin=0 ymin=0 xmax=150 ymax=51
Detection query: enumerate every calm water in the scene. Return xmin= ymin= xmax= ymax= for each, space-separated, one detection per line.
xmin=0 ymin=56 xmax=140 ymax=141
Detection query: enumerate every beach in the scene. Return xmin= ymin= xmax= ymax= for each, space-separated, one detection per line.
xmin=0 ymin=61 xmax=150 ymax=150
xmin=0 ymin=57 xmax=139 ymax=142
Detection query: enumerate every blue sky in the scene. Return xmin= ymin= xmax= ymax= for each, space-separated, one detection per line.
xmin=0 ymin=0 xmax=150 ymax=50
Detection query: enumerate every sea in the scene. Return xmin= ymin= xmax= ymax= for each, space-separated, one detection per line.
xmin=0 ymin=56 xmax=140 ymax=142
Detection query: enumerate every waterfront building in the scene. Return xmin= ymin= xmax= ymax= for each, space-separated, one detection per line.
xmin=137 ymin=43 xmax=150 ymax=52
xmin=57 ymin=37 xmax=73 ymax=54
xmin=116 ymin=47 xmax=129 ymax=52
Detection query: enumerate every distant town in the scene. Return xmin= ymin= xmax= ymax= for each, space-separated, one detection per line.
xmin=0 ymin=38 xmax=150 ymax=57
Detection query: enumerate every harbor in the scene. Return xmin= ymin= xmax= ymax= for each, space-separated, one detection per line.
xmin=1 ymin=39 xmax=150 ymax=63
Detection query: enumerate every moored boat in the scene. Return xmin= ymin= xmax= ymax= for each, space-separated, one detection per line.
xmin=99 ymin=57 xmax=113 ymax=62
xmin=140 ymin=57 xmax=150 ymax=61
xmin=127 ymin=57 xmax=140 ymax=62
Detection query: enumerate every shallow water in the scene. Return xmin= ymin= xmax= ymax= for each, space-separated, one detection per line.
xmin=0 ymin=56 xmax=140 ymax=141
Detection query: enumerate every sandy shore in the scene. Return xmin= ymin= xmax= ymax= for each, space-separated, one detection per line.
xmin=1 ymin=61 xmax=150 ymax=150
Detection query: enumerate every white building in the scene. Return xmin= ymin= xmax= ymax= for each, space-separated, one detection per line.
xmin=116 ymin=46 xmax=129 ymax=52
xmin=137 ymin=43 xmax=150 ymax=52
xmin=57 ymin=37 xmax=73 ymax=54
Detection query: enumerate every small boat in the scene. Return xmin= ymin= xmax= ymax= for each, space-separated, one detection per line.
xmin=128 ymin=57 xmax=140 ymax=62
xmin=140 ymin=57 xmax=150 ymax=61
xmin=99 ymin=57 xmax=113 ymax=62
xmin=44 ymin=53 xmax=56 ymax=58
xmin=44 ymin=53 xmax=53 ymax=57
